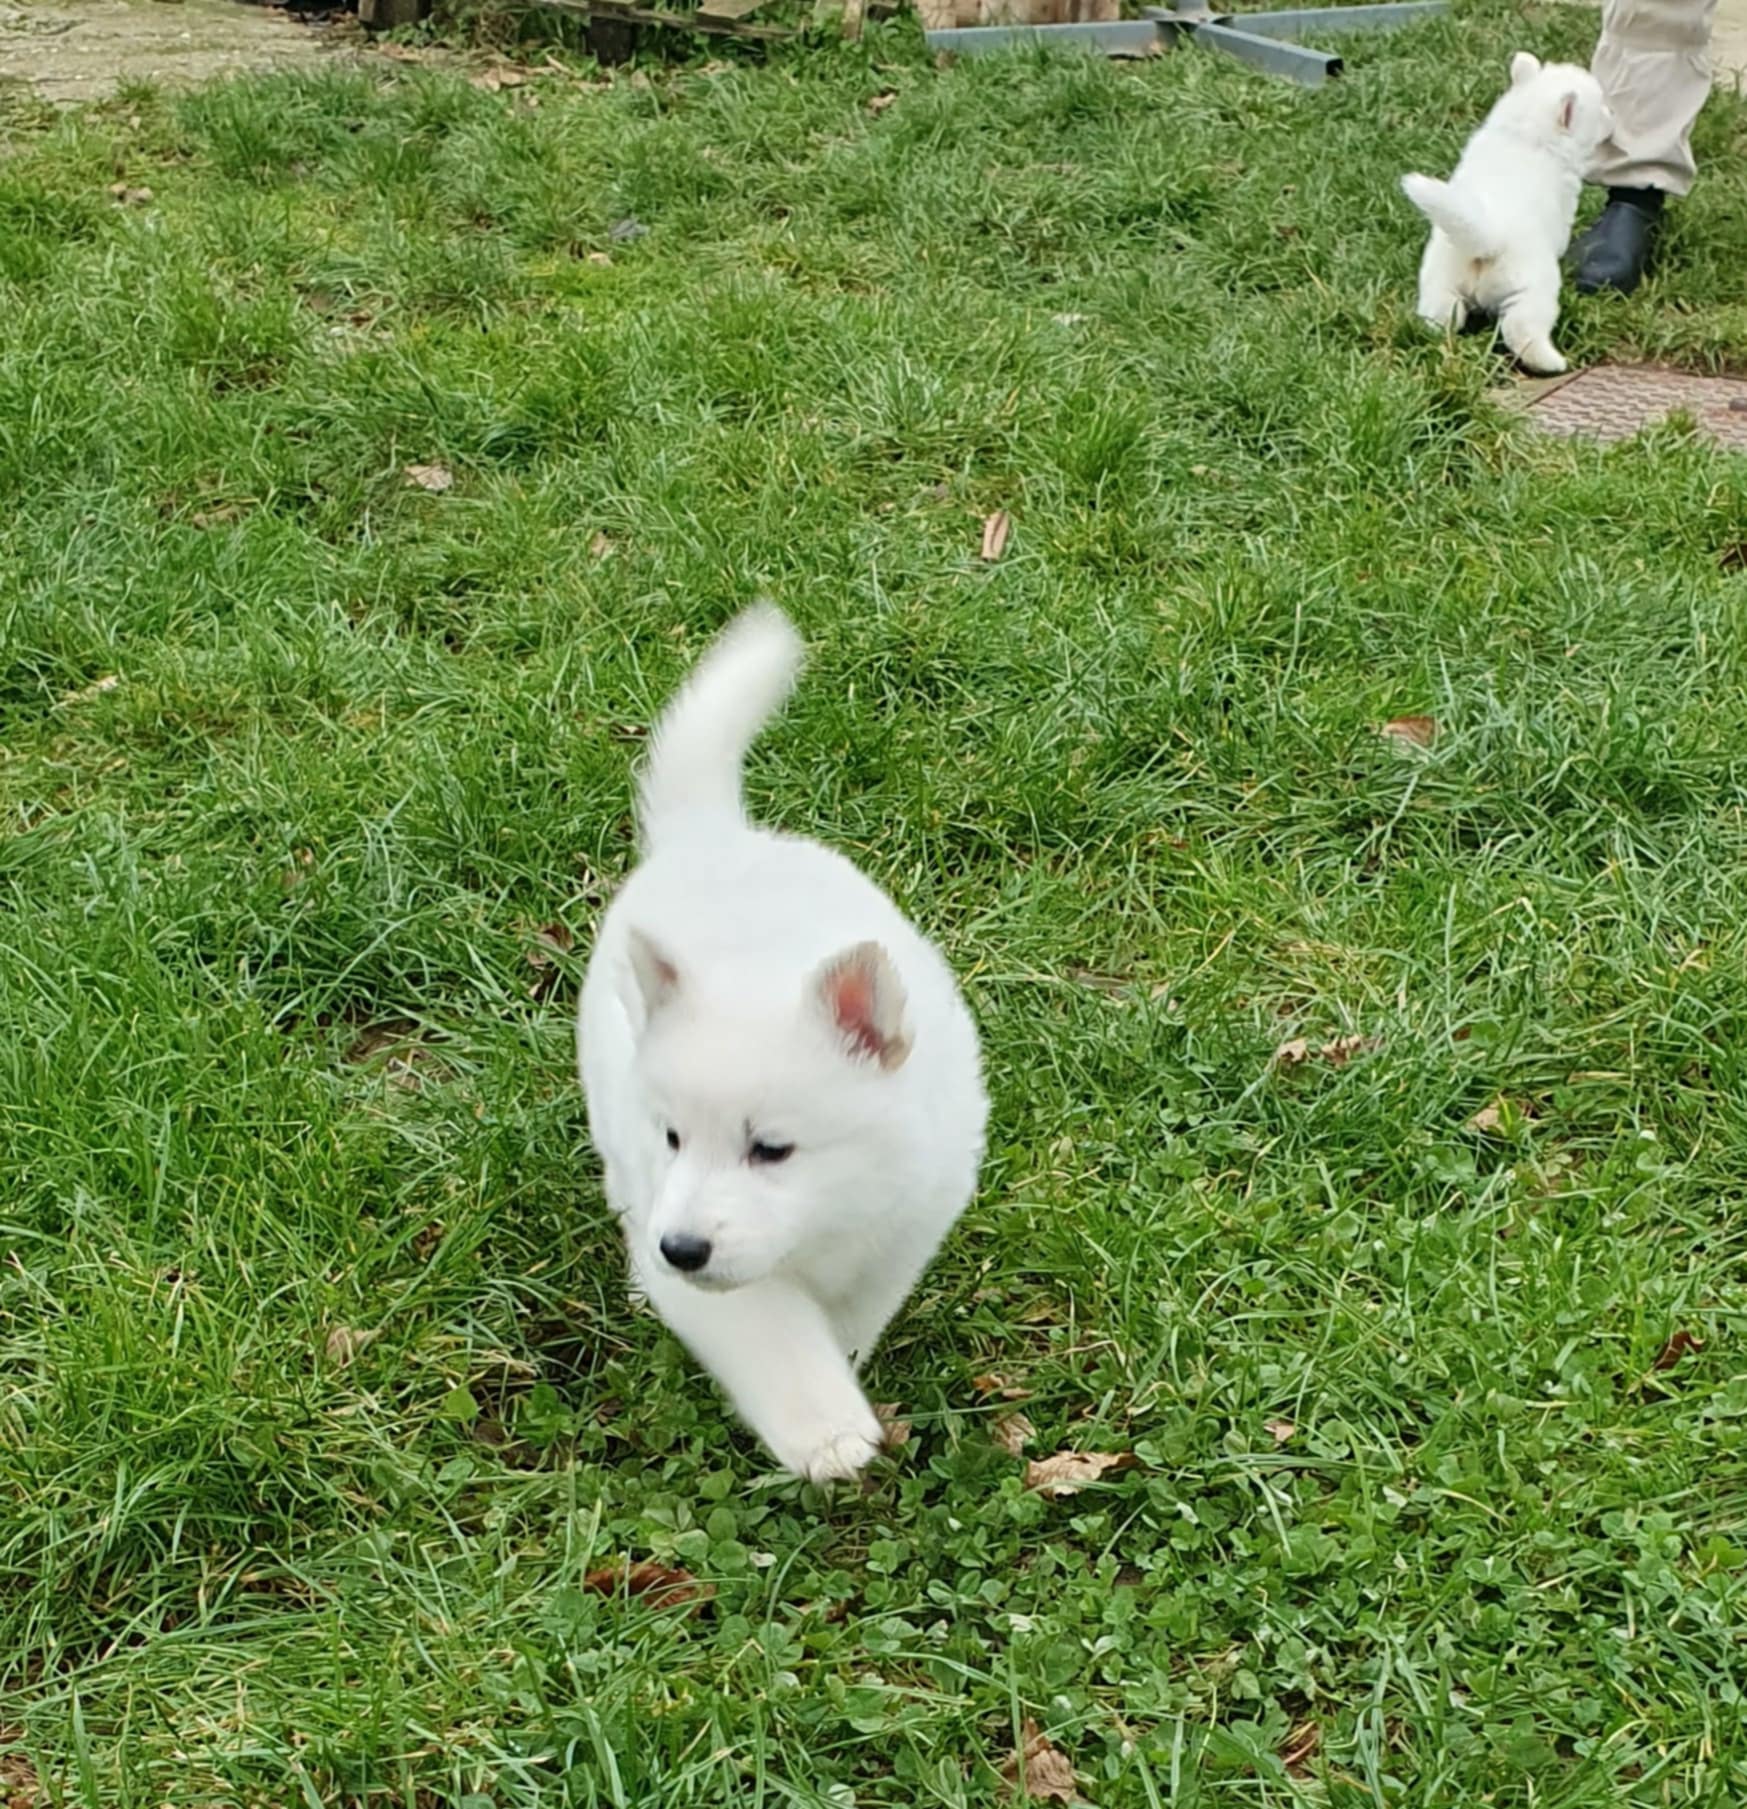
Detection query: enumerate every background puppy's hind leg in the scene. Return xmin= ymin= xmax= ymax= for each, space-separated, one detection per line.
xmin=1497 ymin=285 xmax=1565 ymax=375
xmin=1416 ymin=237 xmax=1470 ymax=333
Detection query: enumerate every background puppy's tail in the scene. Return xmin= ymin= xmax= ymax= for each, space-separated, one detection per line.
xmin=637 ymin=603 xmax=805 ymax=850
xmin=1400 ymin=174 xmax=1497 ymax=259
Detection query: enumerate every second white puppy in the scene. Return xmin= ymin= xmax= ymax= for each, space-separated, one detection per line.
xmin=1401 ymin=52 xmax=1613 ymax=375
xmin=576 ymin=606 xmax=987 ymax=1483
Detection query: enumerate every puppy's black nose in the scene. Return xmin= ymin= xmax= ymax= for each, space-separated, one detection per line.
xmin=659 ymin=1233 xmax=712 ymax=1273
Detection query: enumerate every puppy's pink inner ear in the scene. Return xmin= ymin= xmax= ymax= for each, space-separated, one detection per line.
xmin=814 ymin=943 xmax=911 ymax=1070
xmin=1558 ymin=91 xmax=1576 ymax=130
xmin=627 ymin=928 xmax=682 ymax=1018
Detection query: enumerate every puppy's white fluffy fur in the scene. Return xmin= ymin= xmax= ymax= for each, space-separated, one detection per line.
xmin=1401 ymin=52 xmax=1612 ymax=375
xmin=577 ymin=606 xmax=987 ymax=1483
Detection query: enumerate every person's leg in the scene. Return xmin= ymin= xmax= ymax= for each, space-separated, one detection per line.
xmin=1576 ymin=0 xmax=1717 ymax=293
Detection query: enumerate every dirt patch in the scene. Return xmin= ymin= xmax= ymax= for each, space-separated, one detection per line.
xmin=0 ymin=0 xmax=352 ymax=105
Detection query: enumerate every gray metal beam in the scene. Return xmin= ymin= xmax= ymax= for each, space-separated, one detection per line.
xmin=1191 ymin=19 xmax=1342 ymax=82
xmin=924 ymin=18 xmax=1163 ymax=54
xmin=1236 ymin=2 xmax=1445 ymax=36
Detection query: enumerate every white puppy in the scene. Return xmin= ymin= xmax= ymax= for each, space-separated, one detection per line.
xmin=1401 ymin=52 xmax=1613 ymax=375
xmin=576 ymin=606 xmax=987 ymax=1483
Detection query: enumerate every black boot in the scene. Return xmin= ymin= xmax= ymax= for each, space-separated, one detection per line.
xmin=1572 ymin=188 xmax=1665 ymax=296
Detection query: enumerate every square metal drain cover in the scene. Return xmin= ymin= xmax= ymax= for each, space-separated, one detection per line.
xmin=1500 ymin=364 xmax=1747 ymax=451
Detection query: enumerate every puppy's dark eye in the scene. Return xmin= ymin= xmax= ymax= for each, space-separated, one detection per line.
xmin=665 ymin=1128 xmax=681 ymax=1152
xmin=748 ymin=1140 xmax=794 ymax=1166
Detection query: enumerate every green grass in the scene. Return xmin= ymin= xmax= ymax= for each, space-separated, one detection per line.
xmin=4 ymin=9 xmax=1747 ymax=1803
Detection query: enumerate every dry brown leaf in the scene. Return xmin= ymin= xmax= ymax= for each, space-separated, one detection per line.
xmin=1264 ymin=1417 xmax=1295 ymax=1443
xmin=403 ymin=462 xmax=454 ymax=494
xmin=980 ymin=510 xmax=1012 ymax=562
xmin=1652 ymin=1328 xmax=1704 ymax=1372
xmin=583 ymin=1557 xmax=714 ymax=1612
xmin=875 ymin=1401 xmax=912 ymax=1449
xmin=1273 ymin=1033 xmax=1378 ymax=1069
xmin=470 ymin=63 xmax=529 ymax=90
xmin=1379 ymin=714 xmax=1437 ymax=749
xmin=1467 ymin=1098 xmax=1504 ymax=1133
xmin=323 ymin=1325 xmax=376 ymax=1367
xmin=1281 ymin=1719 xmax=1321 ymax=1776
xmin=972 ymin=1371 xmax=1034 ymax=1401
xmin=866 ymin=88 xmax=899 ymax=113
xmin=525 ymin=922 xmax=574 ymax=1000
xmin=588 ymin=530 xmax=615 ymax=556
xmin=992 ymin=1411 xmax=1036 ymax=1455
xmin=1 ymin=1749 xmax=41 ymax=1809
xmin=1022 ymin=1449 xmax=1137 ymax=1499
xmin=59 ymin=673 xmax=120 ymax=706
xmin=108 ymin=182 xmax=153 ymax=205
xmin=999 ymin=1718 xmax=1078 ymax=1802
xmin=584 ymin=250 xmax=613 ymax=268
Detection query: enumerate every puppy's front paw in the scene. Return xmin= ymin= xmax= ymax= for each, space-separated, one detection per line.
xmin=801 ymin=1427 xmax=884 ymax=1484
xmin=768 ymin=1408 xmax=884 ymax=1484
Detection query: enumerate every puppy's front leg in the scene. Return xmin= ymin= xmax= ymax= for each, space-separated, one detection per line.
xmin=645 ymin=1272 xmax=884 ymax=1482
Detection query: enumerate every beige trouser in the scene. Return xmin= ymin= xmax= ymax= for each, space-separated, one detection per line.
xmin=1590 ymin=0 xmax=1717 ymax=194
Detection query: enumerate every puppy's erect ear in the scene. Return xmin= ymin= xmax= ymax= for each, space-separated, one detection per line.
xmin=625 ymin=928 xmax=682 ymax=1023
xmin=810 ymin=941 xmax=912 ymax=1071
xmin=1556 ymin=88 xmax=1577 ymax=131
xmin=1510 ymin=50 xmax=1541 ymax=85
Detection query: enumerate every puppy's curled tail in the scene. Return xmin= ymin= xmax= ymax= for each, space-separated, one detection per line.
xmin=637 ymin=603 xmax=805 ymax=851
xmin=1400 ymin=174 xmax=1497 ymax=259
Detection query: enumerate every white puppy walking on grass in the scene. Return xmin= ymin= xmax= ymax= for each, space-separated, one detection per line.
xmin=577 ymin=606 xmax=988 ymax=1483
xmin=1402 ymin=52 xmax=1614 ymax=375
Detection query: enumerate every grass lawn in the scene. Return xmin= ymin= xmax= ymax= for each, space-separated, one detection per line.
xmin=4 ymin=5 xmax=1747 ymax=1801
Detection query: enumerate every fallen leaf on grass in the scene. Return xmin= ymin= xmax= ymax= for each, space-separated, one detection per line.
xmin=1652 ymin=1328 xmax=1704 ymax=1372
xmin=323 ymin=1325 xmax=377 ymax=1367
xmin=583 ymin=1558 xmax=714 ymax=1613
xmin=1281 ymin=1719 xmax=1321 ymax=1776
xmin=1468 ymin=1098 xmax=1504 ymax=1133
xmin=992 ymin=1411 xmax=1035 ymax=1455
xmin=980 ymin=510 xmax=1011 ymax=562
xmin=1273 ymin=1034 xmax=1378 ymax=1069
xmin=108 ymin=182 xmax=153 ymax=205
xmin=972 ymin=1372 xmax=1034 ymax=1401
xmin=1023 ymin=1450 xmax=1137 ymax=1498
xmin=1 ymin=1750 xmax=41 ymax=1809
xmin=609 ymin=216 xmax=648 ymax=243
xmin=866 ymin=88 xmax=898 ymax=113
xmin=525 ymin=922 xmax=574 ymax=1001
xmin=875 ymin=1401 xmax=912 ymax=1449
xmin=470 ymin=62 xmax=529 ymax=90
xmin=1378 ymin=714 xmax=1437 ymax=749
xmin=588 ymin=530 xmax=615 ymax=556
xmin=59 ymin=674 xmax=120 ymax=706
xmin=403 ymin=462 xmax=454 ymax=493
xmin=999 ymin=1718 xmax=1078 ymax=1802
xmin=583 ymin=250 xmax=613 ymax=268
xmin=1264 ymin=1418 xmax=1296 ymax=1443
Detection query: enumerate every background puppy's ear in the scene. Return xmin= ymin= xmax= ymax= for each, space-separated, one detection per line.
xmin=1510 ymin=50 xmax=1541 ymax=85
xmin=810 ymin=942 xmax=912 ymax=1071
xmin=625 ymin=928 xmax=683 ymax=1023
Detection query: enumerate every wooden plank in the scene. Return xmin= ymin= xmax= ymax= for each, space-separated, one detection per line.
xmin=698 ymin=0 xmax=765 ymax=21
